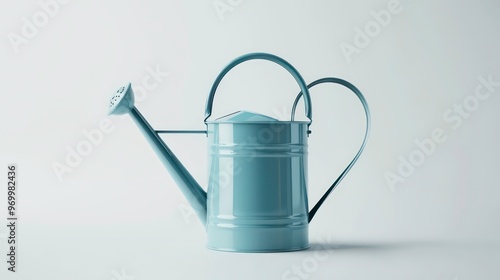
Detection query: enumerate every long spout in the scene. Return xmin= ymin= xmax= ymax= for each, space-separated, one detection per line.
xmin=108 ymin=83 xmax=207 ymax=227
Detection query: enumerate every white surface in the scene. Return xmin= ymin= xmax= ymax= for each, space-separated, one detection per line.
xmin=0 ymin=0 xmax=499 ymax=279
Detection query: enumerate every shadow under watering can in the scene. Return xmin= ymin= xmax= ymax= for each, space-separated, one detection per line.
xmin=108 ymin=53 xmax=371 ymax=252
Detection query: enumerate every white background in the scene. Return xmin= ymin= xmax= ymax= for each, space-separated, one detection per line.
xmin=1 ymin=0 xmax=499 ymax=279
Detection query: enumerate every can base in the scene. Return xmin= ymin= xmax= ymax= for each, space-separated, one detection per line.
xmin=206 ymin=224 xmax=309 ymax=253
xmin=206 ymin=244 xmax=310 ymax=253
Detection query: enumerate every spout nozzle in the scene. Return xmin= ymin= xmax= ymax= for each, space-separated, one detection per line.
xmin=108 ymin=82 xmax=135 ymax=115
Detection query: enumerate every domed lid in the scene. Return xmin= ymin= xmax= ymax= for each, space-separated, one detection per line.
xmin=212 ymin=110 xmax=279 ymax=123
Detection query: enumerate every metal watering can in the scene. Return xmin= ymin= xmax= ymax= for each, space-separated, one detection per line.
xmin=108 ymin=53 xmax=370 ymax=252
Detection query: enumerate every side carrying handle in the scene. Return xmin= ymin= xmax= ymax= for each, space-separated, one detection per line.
xmin=204 ymin=53 xmax=313 ymax=131
xmin=291 ymin=77 xmax=371 ymax=223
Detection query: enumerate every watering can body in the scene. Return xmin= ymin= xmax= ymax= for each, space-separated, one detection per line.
xmin=107 ymin=52 xmax=370 ymax=253
xmin=206 ymin=112 xmax=310 ymax=251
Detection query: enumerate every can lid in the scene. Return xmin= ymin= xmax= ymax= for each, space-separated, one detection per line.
xmin=213 ymin=110 xmax=279 ymax=123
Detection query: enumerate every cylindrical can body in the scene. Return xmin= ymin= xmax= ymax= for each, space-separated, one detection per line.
xmin=206 ymin=121 xmax=309 ymax=252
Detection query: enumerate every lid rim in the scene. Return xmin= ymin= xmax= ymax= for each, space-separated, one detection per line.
xmin=206 ymin=121 xmax=310 ymax=124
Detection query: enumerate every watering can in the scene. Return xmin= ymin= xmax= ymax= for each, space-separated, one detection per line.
xmin=108 ymin=53 xmax=370 ymax=252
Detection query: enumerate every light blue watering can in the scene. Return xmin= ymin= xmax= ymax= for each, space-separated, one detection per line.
xmin=108 ymin=53 xmax=370 ymax=252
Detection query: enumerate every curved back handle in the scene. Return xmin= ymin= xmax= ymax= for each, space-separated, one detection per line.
xmin=291 ymin=77 xmax=371 ymax=223
xmin=204 ymin=53 xmax=313 ymax=129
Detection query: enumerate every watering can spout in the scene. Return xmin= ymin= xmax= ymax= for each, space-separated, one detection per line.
xmin=107 ymin=83 xmax=207 ymax=227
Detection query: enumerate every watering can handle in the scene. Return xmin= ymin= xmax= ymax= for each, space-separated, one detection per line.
xmin=204 ymin=53 xmax=313 ymax=129
xmin=290 ymin=77 xmax=371 ymax=223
